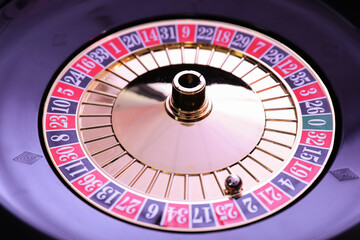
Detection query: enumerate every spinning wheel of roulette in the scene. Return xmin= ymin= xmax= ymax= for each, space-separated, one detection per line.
xmin=0 ymin=0 xmax=359 ymax=239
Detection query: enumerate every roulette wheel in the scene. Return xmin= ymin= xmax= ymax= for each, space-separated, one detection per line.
xmin=0 ymin=0 xmax=359 ymax=239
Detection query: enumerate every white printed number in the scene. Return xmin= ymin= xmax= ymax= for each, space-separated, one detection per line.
xmin=215 ymin=203 xmax=238 ymax=221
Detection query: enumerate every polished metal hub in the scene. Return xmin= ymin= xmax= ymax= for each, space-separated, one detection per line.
xmin=165 ymin=70 xmax=212 ymax=122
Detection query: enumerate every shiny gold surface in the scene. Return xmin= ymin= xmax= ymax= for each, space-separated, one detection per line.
xmin=112 ymin=76 xmax=265 ymax=174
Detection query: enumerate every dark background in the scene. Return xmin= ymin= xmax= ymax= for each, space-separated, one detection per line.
xmin=0 ymin=0 xmax=359 ymax=239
